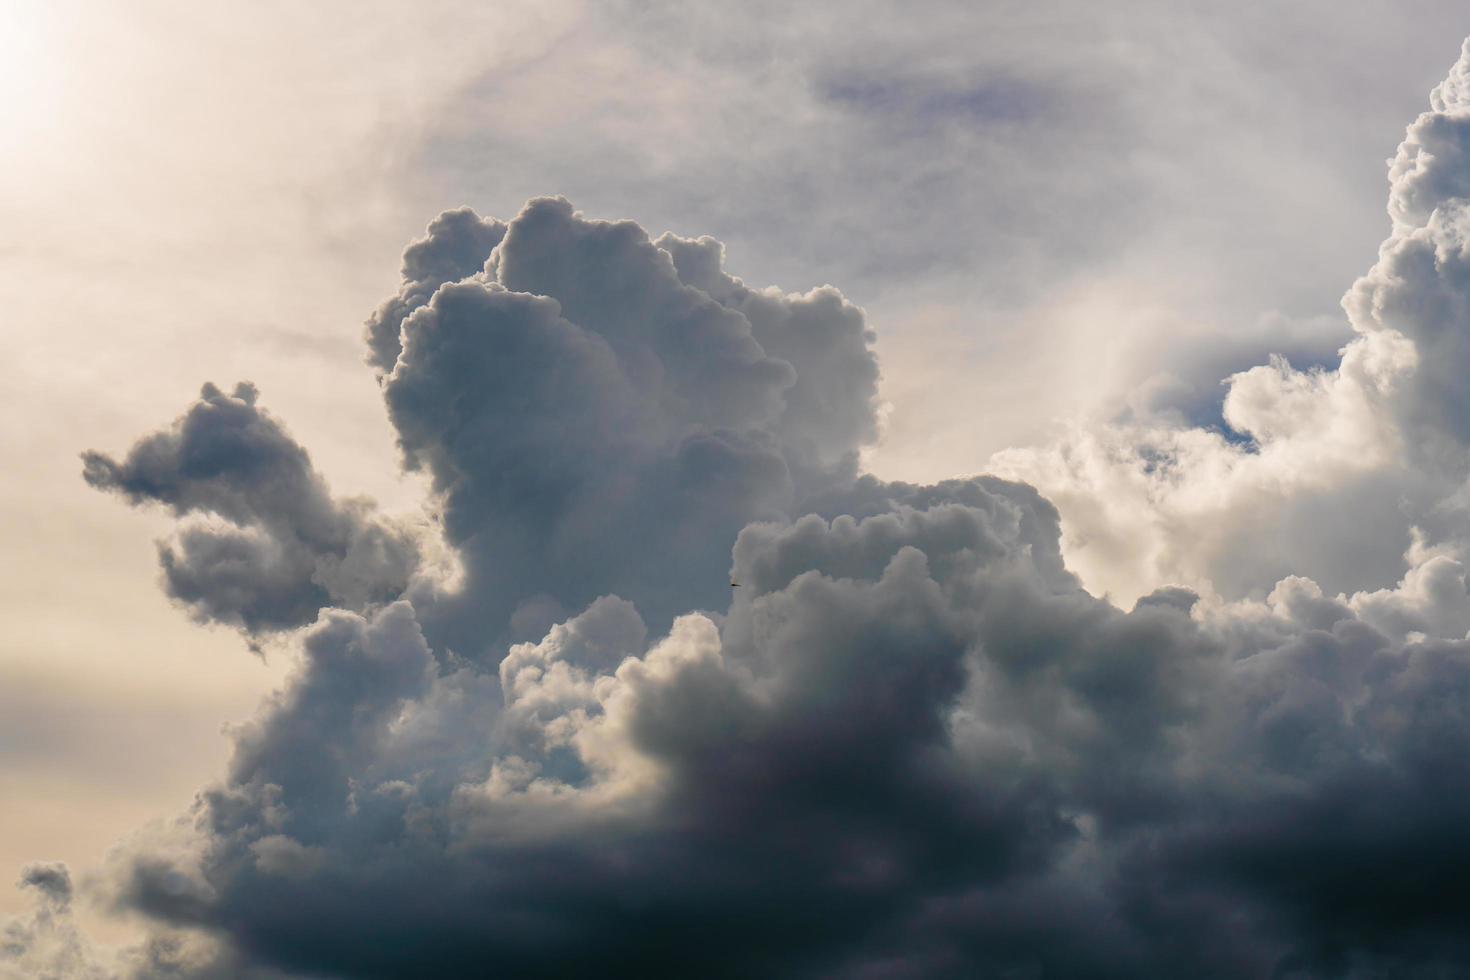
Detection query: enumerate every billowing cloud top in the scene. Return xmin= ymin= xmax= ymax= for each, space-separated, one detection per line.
xmin=16 ymin=36 xmax=1470 ymax=980
xmin=381 ymin=196 xmax=876 ymax=647
xmin=995 ymin=36 xmax=1470 ymax=606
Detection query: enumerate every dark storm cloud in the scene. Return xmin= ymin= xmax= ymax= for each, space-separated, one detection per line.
xmin=82 ymin=381 xmax=418 ymax=637
xmin=56 ymin=38 xmax=1470 ymax=979
xmin=105 ymin=489 xmax=1073 ymax=978
xmin=99 ymin=480 xmax=1470 ymax=979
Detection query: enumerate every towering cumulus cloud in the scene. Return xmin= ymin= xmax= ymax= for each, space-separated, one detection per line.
xmin=30 ymin=37 xmax=1470 ymax=979
xmin=381 ymin=197 xmax=879 ymax=649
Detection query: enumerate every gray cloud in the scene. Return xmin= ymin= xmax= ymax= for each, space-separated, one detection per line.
xmin=364 ymin=206 xmax=507 ymax=374
xmin=95 ymin=478 xmax=1470 ymax=978
xmin=18 ymin=865 xmax=71 ymax=909
xmin=83 ymin=381 xmax=419 ymax=639
xmin=381 ymin=196 xmax=878 ymax=650
xmin=46 ymin=36 xmax=1470 ymax=979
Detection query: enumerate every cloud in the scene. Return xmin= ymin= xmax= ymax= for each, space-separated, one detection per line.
xmin=93 ymin=480 xmax=1470 ymax=977
xmin=99 ymin=494 xmax=1074 ymax=977
xmin=994 ymin=37 xmax=1470 ymax=607
xmin=18 ymin=864 xmax=72 ymax=908
xmin=48 ymin=36 xmax=1470 ymax=980
xmin=111 ymin=195 xmax=865 ymax=661
xmin=82 ymin=381 xmax=419 ymax=639
xmin=380 ymin=195 xmax=878 ymax=649
xmin=1 ymin=864 xmax=107 ymax=980
xmin=364 ymin=207 xmax=508 ymax=374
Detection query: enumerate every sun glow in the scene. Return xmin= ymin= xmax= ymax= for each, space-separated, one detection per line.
xmin=0 ymin=1 xmax=66 ymax=159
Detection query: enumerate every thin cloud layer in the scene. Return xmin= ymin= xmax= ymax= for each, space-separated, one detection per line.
xmin=17 ymin=36 xmax=1470 ymax=980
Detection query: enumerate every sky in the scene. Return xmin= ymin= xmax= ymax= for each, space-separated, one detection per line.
xmin=7 ymin=2 xmax=1470 ymax=976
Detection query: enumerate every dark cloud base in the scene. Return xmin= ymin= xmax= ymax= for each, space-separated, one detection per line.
xmin=12 ymin=38 xmax=1470 ymax=980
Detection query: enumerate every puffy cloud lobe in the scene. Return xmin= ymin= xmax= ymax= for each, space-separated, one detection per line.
xmin=83 ymin=382 xmax=419 ymax=637
xmin=217 ymin=601 xmax=434 ymax=841
xmin=384 ymin=197 xmax=879 ymax=646
xmin=490 ymin=198 xmax=797 ymax=432
xmin=1345 ymin=202 xmax=1470 ymax=450
xmin=103 ymin=489 xmax=1072 ymax=977
xmin=495 ymin=594 xmax=646 ymax=773
xmin=656 ymin=232 xmax=880 ymax=479
xmin=364 ymin=206 xmax=507 ymax=374
xmin=1389 ymin=39 xmax=1470 ymax=236
xmin=385 ymin=273 xmax=791 ymax=645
